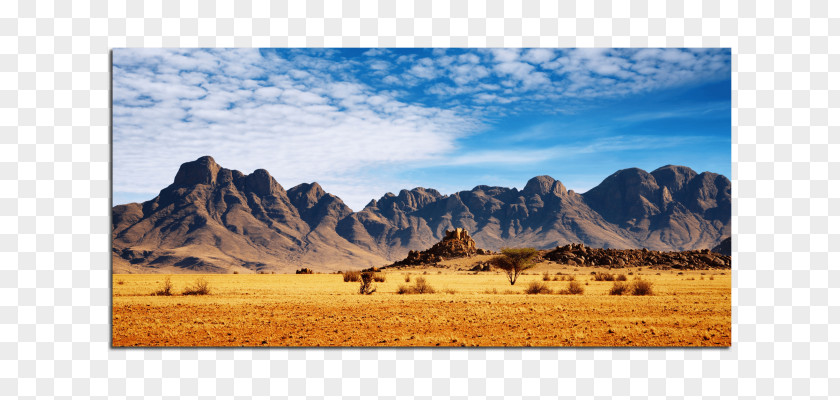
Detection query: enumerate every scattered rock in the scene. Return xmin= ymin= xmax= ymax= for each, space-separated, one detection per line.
xmin=542 ymin=243 xmax=731 ymax=269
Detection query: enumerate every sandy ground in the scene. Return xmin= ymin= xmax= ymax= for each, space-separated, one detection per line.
xmin=112 ymin=261 xmax=731 ymax=347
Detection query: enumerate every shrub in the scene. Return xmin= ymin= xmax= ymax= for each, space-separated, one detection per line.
xmin=372 ymin=273 xmax=386 ymax=282
xmin=182 ymin=278 xmax=210 ymax=295
xmin=616 ymin=274 xmax=627 ymax=281
xmin=709 ymin=275 xmax=714 ymax=280
xmin=153 ymin=277 xmax=173 ymax=296
xmin=295 ymin=268 xmax=314 ymax=274
xmin=396 ymin=285 xmax=411 ymax=294
xmin=116 ymin=279 xmax=125 ymax=285
xmin=404 ymin=273 xmax=412 ymax=282
xmin=233 ymin=270 xmax=239 ymax=274
xmin=592 ymin=272 xmax=615 ymax=281
xmin=609 ymin=281 xmax=629 ymax=295
xmin=343 ymin=270 xmax=361 ymax=282
xmin=542 ymin=272 xmax=551 ymax=281
xmin=397 ymin=277 xmax=436 ymax=294
xmin=359 ymin=272 xmax=376 ymax=295
xmin=631 ymin=280 xmax=653 ymax=295
xmin=566 ymin=281 xmax=584 ymax=295
xmin=412 ymin=277 xmax=435 ymax=294
xmin=524 ymin=281 xmax=552 ymax=294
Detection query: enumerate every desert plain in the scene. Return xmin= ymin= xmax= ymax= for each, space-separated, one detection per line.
xmin=112 ymin=256 xmax=730 ymax=347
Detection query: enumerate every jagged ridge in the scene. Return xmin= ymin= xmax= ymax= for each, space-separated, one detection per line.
xmin=112 ymin=156 xmax=731 ymax=273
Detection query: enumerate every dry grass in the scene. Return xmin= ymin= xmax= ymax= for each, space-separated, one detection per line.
xmin=609 ymin=281 xmax=629 ymax=295
xmin=152 ymin=277 xmax=173 ymax=296
xmin=113 ymin=265 xmax=730 ymax=347
xmin=182 ymin=278 xmax=210 ymax=295
xmin=592 ymin=272 xmax=615 ymax=281
xmin=397 ymin=276 xmax=436 ymax=294
xmin=342 ymin=270 xmax=361 ymax=282
xmin=565 ymin=281 xmax=584 ymax=295
xmin=524 ymin=281 xmax=552 ymax=294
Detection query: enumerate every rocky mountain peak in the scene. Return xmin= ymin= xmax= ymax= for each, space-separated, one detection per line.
xmin=244 ymin=168 xmax=284 ymax=196
xmin=173 ymin=155 xmax=221 ymax=186
xmin=289 ymin=182 xmax=326 ymax=204
xmin=523 ymin=175 xmax=557 ymax=196
xmin=651 ymin=164 xmax=698 ymax=193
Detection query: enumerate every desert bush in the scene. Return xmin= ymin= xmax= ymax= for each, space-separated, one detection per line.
xmin=490 ymin=247 xmax=539 ymax=285
xmin=152 ymin=277 xmax=173 ymax=296
xmin=628 ymin=271 xmax=634 ymax=275
xmin=524 ymin=281 xmax=552 ymax=294
xmin=343 ymin=270 xmax=361 ymax=282
xmin=566 ymin=281 xmax=584 ymax=295
xmin=232 ymin=270 xmax=239 ymax=274
xmin=631 ymin=280 xmax=653 ymax=295
xmin=295 ymin=268 xmax=314 ymax=274
xmin=404 ymin=273 xmax=412 ymax=282
xmin=412 ymin=277 xmax=435 ymax=294
xmin=542 ymin=272 xmax=551 ymax=281
xmin=182 ymin=278 xmax=210 ymax=295
xmin=592 ymin=272 xmax=615 ymax=281
xmin=484 ymin=288 xmax=498 ymax=294
xmin=359 ymin=272 xmax=376 ymax=295
xmin=372 ymin=273 xmax=386 ymax=282
xmin=116 ymin=279 xmax=125 ymax=285
xmin=609 ymin=281 xmax=629 ymax=295
xmin=709 ymin=275 xmax=714 ymax=280
xmin=552 ymin=276 xmax=559 ymax=281
xmin=616 ymin=274 xmax=627 ymax=281
xmin=397 ymin=277 xmax=435 ymax=294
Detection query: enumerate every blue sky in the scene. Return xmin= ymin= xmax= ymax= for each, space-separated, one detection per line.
xmin=113 ymin=48 xmax=731 ymax=211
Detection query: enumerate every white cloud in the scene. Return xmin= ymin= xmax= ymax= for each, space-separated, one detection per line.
xmin=113 ymin=49 xmax=482 ymax=210
xmin=113 ymin=48 xmax=730 ymax=209
xmin=522 ymin=48 xmax=556 ymax=64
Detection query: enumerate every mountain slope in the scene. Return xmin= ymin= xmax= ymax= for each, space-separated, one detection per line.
xmin=112 ymin=156 xmax=388 ymax=273
xmin=113 ymin=157 xmax=731 ymax=273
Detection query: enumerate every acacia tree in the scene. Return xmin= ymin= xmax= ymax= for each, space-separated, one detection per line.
xmin=490 ymin=247 xmax=539 ymax=285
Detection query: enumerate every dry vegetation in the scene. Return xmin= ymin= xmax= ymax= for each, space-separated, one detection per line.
xmin=113 ymin=258 xmax=731 ymax=347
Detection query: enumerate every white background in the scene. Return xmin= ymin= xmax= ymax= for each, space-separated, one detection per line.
xmin=0 ymin=0 xmax=837 ymax=398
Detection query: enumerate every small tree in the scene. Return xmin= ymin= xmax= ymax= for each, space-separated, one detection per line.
xmin=359 ymin=271 xmax=376 ymax=295
xmin=490 ymin=247 xmax=538 ymax=285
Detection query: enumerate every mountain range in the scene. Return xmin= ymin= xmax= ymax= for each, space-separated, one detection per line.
xmin=112 ymin=156 xmax=730 ymax=273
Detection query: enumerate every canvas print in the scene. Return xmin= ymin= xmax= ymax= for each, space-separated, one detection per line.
xmin=112 ymin=48 xmax=731 ymax=347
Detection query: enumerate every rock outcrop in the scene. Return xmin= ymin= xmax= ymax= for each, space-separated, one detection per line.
xmin=388 ymin=228 xmax=491 ymax=267
xmin=543 ymin=243 xmax=731 ymax=269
